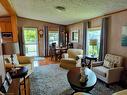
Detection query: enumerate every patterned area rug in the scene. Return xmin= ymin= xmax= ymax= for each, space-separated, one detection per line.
xmin=34 ymin=57 xmax=45 ymax=61
xmin=30 ymin=64 xmax=124 ymax=95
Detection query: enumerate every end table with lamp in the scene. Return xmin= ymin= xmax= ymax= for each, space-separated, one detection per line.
xmin=2 ymin=42 xmax=28 ymax=95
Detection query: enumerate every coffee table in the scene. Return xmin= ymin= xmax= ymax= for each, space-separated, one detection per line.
xmin=67 ymin=67 xmax=97 ymax=92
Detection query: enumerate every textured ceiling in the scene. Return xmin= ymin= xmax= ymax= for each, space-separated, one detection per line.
xmin=0 ymin=3 xmax=8 ymax=16
xmin=9 ymin=0 xmax=127 ymax=25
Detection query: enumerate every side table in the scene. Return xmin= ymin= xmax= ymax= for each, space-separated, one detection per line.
xmin=84 ymin=55 xmax=97 ymax=68
xmin=9 ymin=67 xmax=28 ymax=95
xmin=6 ymin=78 xmax=20 ymax=95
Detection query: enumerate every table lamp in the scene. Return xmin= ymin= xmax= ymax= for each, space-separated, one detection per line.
xmin=89 ymin=39 xmax=97 ymax=57
xmin=2 ymin=42 xmax=19 ymax=65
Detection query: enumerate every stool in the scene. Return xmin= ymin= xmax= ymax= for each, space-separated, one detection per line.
xmin=10 ymin=67 xmax=28 ymax=95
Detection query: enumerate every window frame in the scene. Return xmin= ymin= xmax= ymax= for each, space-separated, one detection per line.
xmin=86 ymin=27 xmax=101 ymax=57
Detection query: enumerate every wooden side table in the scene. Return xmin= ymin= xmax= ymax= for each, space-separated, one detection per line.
xmin=10 ymin=67 xmax=28 ymax=95
xmin=6 ymin=78 xmax=20 ymax=95
xmin=84 ymin=55 xmax=97 ymax=68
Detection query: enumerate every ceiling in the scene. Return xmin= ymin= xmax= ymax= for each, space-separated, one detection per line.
xmin=8 ymin=0 xmax=127 ymax=25
xmin=0 ymin=3 xmax=8 ymax=16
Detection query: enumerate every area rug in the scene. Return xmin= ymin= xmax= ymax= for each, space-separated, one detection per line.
xmin=30 ymin=64 xmax=124 ymax=95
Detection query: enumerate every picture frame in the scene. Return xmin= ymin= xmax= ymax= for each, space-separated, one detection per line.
xmin=71 ymin=29 xmax=79 ymax=43
xmin=6 ymin=72 xmax=12 ymax=85
xmin=1 ymin=32 xmax=13 ymax=43
xmin=121 ymin=26 xmax=127 ymax=46
xmin=1 ymin=80 xmax=9 ymax=93
xmin=1 ymin=32 xmax=13 ymax=38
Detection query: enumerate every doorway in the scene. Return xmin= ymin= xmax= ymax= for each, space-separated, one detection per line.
xmin=23 ymin=27 xmax=38 ymax=56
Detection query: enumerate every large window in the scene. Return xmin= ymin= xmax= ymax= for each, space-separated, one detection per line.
xmin=23 ymin=28 xmax=38 ymax=56
xmin=48 ymin=31 xmax=59 ymax=46
xmin=86 ymin=28 xmax=101 ymax=57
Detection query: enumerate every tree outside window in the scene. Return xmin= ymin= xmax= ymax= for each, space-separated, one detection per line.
xmin=86 ymin=28 xmax=101 ymax=57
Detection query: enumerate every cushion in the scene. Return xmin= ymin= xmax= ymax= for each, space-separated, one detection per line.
xmin=67 ymin=49 xmax=83 ymax=59
xmin=5 ymin=63 xmax=14 ymax=69
xmin=4 ymin=54 xmax=19 ymax=65
xmin=103 ymin=60 xmax=114 ymax=68
xmin=112 ymin=89 xmax=127 ymax=95
xmin=104 ymin=54 xmax=123 ymax=67
xmin=17 ymin=56 xmax=31 ymax=64
xmin=93 ymin=66 xmax=108 ymax=77
xmin=60 ymin=58 xmax=76 ymax=64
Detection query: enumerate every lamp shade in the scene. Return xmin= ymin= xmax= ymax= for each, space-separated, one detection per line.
xmin=2 ymin=42 xmax=19 ymax=55
xmin=90 ymin=39 xmax=97 ymax=46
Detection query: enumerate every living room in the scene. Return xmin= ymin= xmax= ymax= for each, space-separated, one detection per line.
xmin=0 ymin=0 xmax=127 ymax=95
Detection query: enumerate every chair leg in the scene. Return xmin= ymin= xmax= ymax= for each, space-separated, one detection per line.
xmin=106 ymin=84 xmax=109 ymax=88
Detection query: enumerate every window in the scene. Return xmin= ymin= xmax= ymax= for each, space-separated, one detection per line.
xmin=86 ymin=28 xmax=101 ymax=57
xmin=48 ymin=31 xmax=59 ymax=46
xmin=71 ymin=30 xmax=79 ymax=42
xmin=23 ymin=28 xmax=38 ymax=56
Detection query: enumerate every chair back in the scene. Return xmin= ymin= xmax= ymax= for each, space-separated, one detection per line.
xmin=104 ymin=54 xmax=123 ymax=67
xmin=67 ymin=49 xmax=83 ymax=59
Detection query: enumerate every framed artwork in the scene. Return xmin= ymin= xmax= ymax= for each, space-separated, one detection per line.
xmin=71 ymin=29 xmax=79 ymax=43
xmin=6 ymin=72 xmax=12 ymax=85
xmin=1 ymin=32 xmax=13 ymax=38
xmin=1 ymin=80 xmax=9 ymax=93
xmin=1 ymin=32 xmax=13 ymax=42
xmin=121 ymin=26 xmax=127 ymax=46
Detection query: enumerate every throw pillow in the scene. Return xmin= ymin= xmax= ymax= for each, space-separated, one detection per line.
xmin=4 ymin=58 xmax=10 ymax=63
xmin=103 ymin=60 xmax=114 ymax=68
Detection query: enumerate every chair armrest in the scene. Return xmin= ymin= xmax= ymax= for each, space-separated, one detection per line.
xmin=91 ymin=61 xmax=104 ymax=67
xmin=17 ymin=56 xmax=34 ymax=64
xmin=107 ymin=67 xmax=124 ymax=83
xmin=62 ymin=53 xmax=68 ymax=58
xmin=77 ymin=55 xmax=83 ymax=59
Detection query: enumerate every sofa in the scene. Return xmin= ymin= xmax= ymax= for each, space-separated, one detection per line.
xmin=91 ymin=54 xmax=123 ymax=84
xmin=4 ymin=54 xmax=34 ymax=77
xmin=60 ymin=49 xmax=83 ymax=69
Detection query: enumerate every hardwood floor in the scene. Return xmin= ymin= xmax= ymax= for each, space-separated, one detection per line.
xmin=21 ymin=57 xmax=60 ymax=95
xmin=34 ymin=57 xmax=60 ymax=66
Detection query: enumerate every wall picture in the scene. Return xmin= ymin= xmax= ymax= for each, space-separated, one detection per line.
xmin=121 ymin=26 xmax=127 ymax=46
xmin=71 ymin=29 xmax=79 ymax=43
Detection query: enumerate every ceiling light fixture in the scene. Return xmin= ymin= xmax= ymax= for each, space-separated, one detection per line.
xmin=55 ymin=6 xmax=66 ymax=12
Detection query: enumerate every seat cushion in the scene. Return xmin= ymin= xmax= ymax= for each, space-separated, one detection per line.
xmin=4 ymin=54 xmax=19 ymax=65
xmin=93 ymin=66 xmax=109 ymax=77
xmin=67 ymin=49 xmax=83 ymax=59
xmin=103 ymin=60 xmax=114 ymax=68
xmin=60 ymin=58 xmax=76 ymax=64
xmin=112 ymin=89 xmax=127 ymax=95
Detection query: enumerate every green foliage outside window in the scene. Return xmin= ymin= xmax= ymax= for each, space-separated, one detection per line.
xmin=24 ymin=28 xmax=37 ymax=44
xmin=86 ymin=28 xmax=101 ymax=57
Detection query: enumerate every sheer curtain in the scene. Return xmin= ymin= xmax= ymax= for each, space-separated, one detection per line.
xmin=99 ymin=17 xmax=110 ymax=61
xmin=18 ymin=27 xmax=25 ymax=55
xmin=83 ymin=21 xmax=88 ymax=55
xmin=43 ymin=26 xmax=48 ymax=56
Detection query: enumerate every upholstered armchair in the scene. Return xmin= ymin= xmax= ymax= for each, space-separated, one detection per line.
xmin=60 ymin=49 xmax=83 ymax=69
xmin=4 ymin=54 xmax=34 ymax=77
xmin=91 ymin=54 xmax=123 ymax=84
